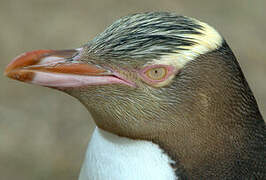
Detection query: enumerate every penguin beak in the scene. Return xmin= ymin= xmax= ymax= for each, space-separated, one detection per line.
xmin=4 ymin=49 xmax=135 ymax=89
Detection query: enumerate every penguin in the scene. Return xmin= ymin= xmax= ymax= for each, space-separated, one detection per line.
xmin=5 ymin=12 xmax=266 ymax=179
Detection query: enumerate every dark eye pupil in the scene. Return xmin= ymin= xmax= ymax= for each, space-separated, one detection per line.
xmin=154 ymin=70 xmax=158 ymax=74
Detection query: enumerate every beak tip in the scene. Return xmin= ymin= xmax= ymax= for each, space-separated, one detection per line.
xmin=4 ymin=59 xmax=19 ymax=79
xmin=4 ymin=48 xmax=81 ymax=84
xmin=4 ymin=63 xmax=13 ymax=78
xmin=4 ymin=68 xmax=34 ymax=82
xmin=4 ymin=58 xmax=33 ymax=82
xmin=4 ymin=49 xmax=53 ymax=80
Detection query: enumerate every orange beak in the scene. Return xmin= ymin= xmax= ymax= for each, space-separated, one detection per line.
xmin=4 ymin=49 xmax=135 ymax=89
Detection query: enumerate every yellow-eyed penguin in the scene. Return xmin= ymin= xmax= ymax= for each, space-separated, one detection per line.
xmin=5 ymin=12 xmax=266 ymax=179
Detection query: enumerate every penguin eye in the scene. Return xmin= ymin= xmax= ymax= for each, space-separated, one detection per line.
xmin=145 ymin=67 xmax=167 ymax=80
xmin=139 ymin=64 xmax=177 ymax=87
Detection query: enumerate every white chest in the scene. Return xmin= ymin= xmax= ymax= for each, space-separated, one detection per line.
xmin=79 ymin=127 xmax=177 ymax=180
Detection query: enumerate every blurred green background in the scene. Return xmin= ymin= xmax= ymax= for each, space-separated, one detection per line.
xmin=0 ymin=0 xmax=265 ymax=179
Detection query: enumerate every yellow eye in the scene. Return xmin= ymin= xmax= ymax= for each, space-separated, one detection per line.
xmin=145 ymin=67 xmax=167 ymax=80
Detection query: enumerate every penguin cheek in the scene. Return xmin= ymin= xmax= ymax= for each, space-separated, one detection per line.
xmin=138 ymin=64 xmax=178 ymax=87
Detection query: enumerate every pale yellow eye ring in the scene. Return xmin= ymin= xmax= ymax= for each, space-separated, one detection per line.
xmin=145 ymin=67 xmax=167 ymax=80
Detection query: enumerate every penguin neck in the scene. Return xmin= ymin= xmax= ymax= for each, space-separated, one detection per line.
xmin=155 ymin=104 xmax=265 ymax=179
xmin=152 ymin=47 xmax=266 ymax=178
